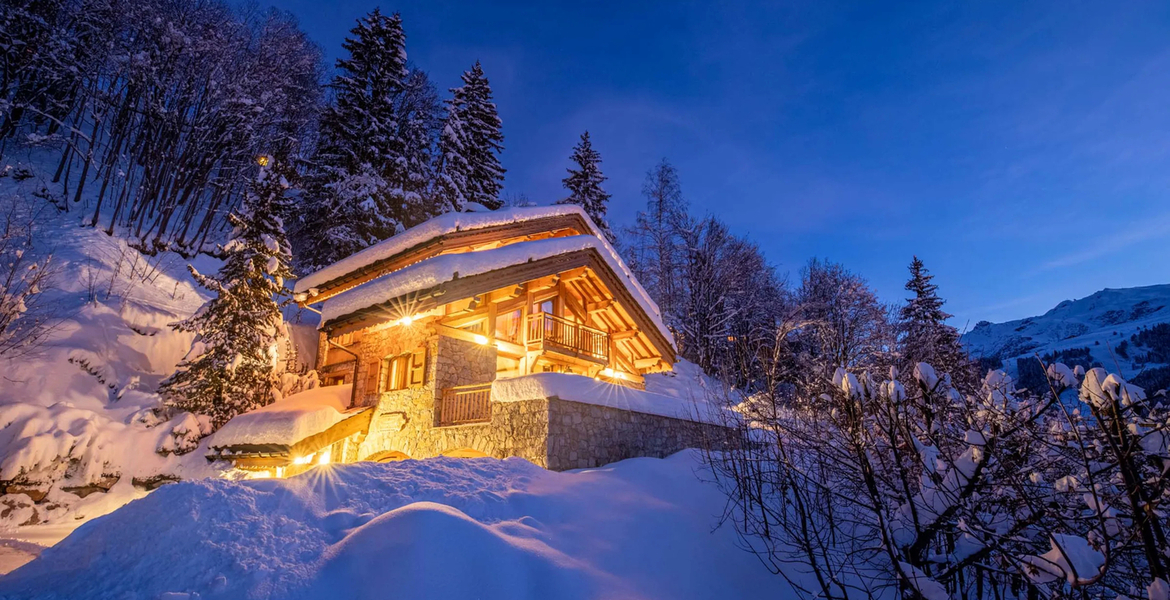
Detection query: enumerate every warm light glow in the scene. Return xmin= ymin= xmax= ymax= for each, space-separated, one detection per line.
xmin=293 ymin=454 xmax=313 ymax=465
xmin=474 ymin=334 xmax=488 ymax=345
xmin=317 ymin=448 xmax=332 ymax=465
xmin=600 ymin=368 xmax=627 ymax=381
xmin=249 ymin=470 xmax=271 ymax=479
xmin=399 ymin=315 xmax=414 ymax=326
xmin=256 ymin=155 xmax=270 ymax=167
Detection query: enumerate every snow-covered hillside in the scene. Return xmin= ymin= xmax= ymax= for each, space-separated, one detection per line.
xmin=0 ymin=451 xmax=791 ymax=600
xmin=962 ymin=284 xmax=1170 ymax=389
xmin=0 ymin=156 xmax=316 ymax=530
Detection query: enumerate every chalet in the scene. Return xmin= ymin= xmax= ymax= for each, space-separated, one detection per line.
xmin=208 ymin=205 xmax=722 ymax=476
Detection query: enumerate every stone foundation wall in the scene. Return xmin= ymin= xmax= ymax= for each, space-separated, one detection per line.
xmin=352 ymin=333 xmax=552 ymax=463
xmin=545 ymin=398 xmax=715 ymax=470
xmin=327 ymin=322 xmax=716 ymax=471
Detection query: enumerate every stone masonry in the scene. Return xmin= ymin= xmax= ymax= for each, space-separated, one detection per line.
xmin=328 ymin=321 xmax=720 ymax=470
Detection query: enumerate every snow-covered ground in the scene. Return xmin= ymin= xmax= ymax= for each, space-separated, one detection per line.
xmin=0 ymin=450 xmax=793 ymax=600
xmin=0 ymin=155 xmax=319 ymax=530
xmin=963 ymin=284 xmax=1170 ymax=379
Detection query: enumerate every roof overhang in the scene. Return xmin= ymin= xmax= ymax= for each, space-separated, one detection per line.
xmin=295 ymin=211 xmax=595 ymax=303
xmin=322 ymin=248 xmax=677 ymax=364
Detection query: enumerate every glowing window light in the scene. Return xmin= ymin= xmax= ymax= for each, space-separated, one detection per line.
xmin=293 ymin=454 xmax=313 ymax=465
xmin=317 ymin=448 xmax=332 ymax=465
xmin=256 ymin=155 xmax=270 ymax=167
xmin=473 ymin=334 xmax=488 ymax=345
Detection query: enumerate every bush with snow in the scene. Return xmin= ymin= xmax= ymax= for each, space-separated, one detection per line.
xmin=708 ymin=358 xmax=1170 ymax=600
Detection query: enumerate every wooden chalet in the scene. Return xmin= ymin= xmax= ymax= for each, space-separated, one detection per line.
xmin=210 ymin=206 xmax=713 ymax=475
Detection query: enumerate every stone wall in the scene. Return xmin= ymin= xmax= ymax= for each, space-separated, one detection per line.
xmin=352 ymin=331 xmax=554 ymax=464
xmin=327 ymin=321 xmax=718 ymax=471
xmin=544 ymin=398 xmax=716 ymax=470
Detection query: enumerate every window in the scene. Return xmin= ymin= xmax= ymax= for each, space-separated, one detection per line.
xmin=537 ymin=299 xmax=554 ymax=315
xmin=495 ymin=309 xmax=521 ymax=342
xmin=379 ymin=347 xmax=427 ymax=392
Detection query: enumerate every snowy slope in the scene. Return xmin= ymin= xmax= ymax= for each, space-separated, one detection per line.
xmin=0 ymin=162 xmax=227 ymax=527
xmin=0 ymin=451 xmax=796 ymax=600
xmin=0 ymin=151 xmax=330 ymax=530
xmin=962 ymin=284 xmax=1170 ymax=380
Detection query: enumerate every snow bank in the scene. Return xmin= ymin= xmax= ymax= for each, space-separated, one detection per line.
xmin=0 ymin=451 xmax=791 ymax=600
xmin=319 ymin=233 xmax=674 ymax=345
xmin=209 ymin=385 xmax=353 ymax=448
xmin=492 ymin=373 xmax=730 ymax=424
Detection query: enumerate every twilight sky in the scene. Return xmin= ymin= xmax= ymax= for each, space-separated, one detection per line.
xmin=270 ymin=0 xmax=1170 ymax=328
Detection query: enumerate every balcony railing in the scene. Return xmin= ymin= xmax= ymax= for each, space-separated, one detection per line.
xmin=527 ymin=313 xmax=610 ymax=364
xmin=438 ymin=383 xmax=493 ymax=426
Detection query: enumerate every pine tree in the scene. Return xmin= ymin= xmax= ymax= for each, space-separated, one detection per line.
xmin=160 ymin=159 xmax=295 ymax=429
xmin=899 ymin=256 xmax=969 ymax=383
xmin=558 ymin=131 xmax=614 ymax=242
xmin=434 ymin=61 xmax=504 ymax=212
xmin=299 ymin=9 xmax=409 ymax=269
xmin=396 ymin=69 xmax=443 ymax=226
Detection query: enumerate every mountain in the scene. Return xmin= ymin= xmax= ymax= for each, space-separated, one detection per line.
xmin=962 ymin=284 xmax=1170 ymax=393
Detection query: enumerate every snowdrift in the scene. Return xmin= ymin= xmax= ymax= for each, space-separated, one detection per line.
xmin=0 ymin=451 xmax=790 ymax=600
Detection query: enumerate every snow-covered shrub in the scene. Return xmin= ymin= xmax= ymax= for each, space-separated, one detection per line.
xmin=706 ymin=358 xmax=1170 ymax=600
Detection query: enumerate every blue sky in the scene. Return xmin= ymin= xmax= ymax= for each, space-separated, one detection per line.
xmin=270 ymin=0 xmax=1170 ymax=327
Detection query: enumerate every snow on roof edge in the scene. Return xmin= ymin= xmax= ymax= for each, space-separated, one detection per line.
xmin=318 ymin=233 xmax=675 ymax=348
xmin=298 ymin=206 xmax=601 ymax=290
xmin=492 ymin=373 xmax=730 ymax=425
xmin=209 ymin=385 xmax=357 ymax=449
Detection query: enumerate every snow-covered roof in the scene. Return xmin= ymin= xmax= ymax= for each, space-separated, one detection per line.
xmin=295 ymin=205 xmax=608 ymax=294
xmin=492 ymin=373 xmax=730 ymax=425
xmin=319 ymin=234 xmax=675 ymax=347
xmin=209 ymin=385 xmax=359 ymax=449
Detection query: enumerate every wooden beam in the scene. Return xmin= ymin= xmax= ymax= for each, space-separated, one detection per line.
xmin=559 ymin=282 xmax=587 ymax=322
xmin=489 ymin=285 xmax=524 ymax=303
xmin=435 ymin=324 xmax=493 ymax=347
xmin=441 ymin=306 xmax=489 ymax=328
xmin=586 ymin=299 xmax=613 ymax=313
xmin=634 ymin=357 xmax=663 ymax=370
xmin=611 ymin=329 xmax=640 ymax=341
xmin=528 ymin=274 xmax=560 ymax=293
xmin=558 ymin=266 xmax=589 ymax=282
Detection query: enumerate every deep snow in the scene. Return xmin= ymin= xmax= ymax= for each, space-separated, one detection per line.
xmin=0 ymin=450 xmax=793 ymax=600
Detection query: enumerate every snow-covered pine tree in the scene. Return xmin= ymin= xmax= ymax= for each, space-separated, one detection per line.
xmin=396 ymin=69 xmax=443 ymax=226
xmin=558 ymin=131 xmax=614 ymax=242
xmin=159 ymin=159 xmax=294 ymax=429
xmin=434 ymin=61 xmax=505 ymax=213
xmin=898 ymin=256 xmax=970 ymax=386
xmin=298 ymin=9 xmax=409 ymax=269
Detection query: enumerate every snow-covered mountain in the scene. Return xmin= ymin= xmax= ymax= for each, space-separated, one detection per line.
xmin=962 ymin=284 xmax=1170 ymax=391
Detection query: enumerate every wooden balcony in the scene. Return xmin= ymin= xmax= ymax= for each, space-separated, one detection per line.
xmin=527 ymin=313 xmax=610 ymax=365
xmin=437 ymin=383 xmax=493 ymax=426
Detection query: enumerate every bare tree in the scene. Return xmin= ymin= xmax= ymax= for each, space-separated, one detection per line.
xmin=0 ymin=195 xmax=55 ymax=358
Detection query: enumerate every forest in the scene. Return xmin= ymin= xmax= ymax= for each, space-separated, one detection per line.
xmin=2 ymin=2 xmax=1169 ymax=600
